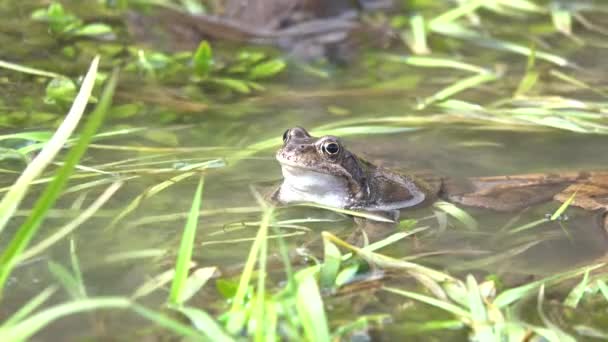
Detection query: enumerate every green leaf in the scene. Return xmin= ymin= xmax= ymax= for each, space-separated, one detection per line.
xmin=210 ymin=78 xmax=250 ymax=94
xmin=193 ymin=41 xmax=213 ymax=77
xmin=44 ymin=77 xmax=77 ymax=104
xmin=248 ymin=59 xmax=286 ymax=80
xmin=73 ymin=23 xmax=113 ymax=37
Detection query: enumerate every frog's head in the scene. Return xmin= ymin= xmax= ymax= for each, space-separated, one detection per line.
xmin=275 ymin=127 xmax=368 ymax=208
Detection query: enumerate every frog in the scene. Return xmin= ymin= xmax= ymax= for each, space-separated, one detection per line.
xmin=273 ymin=127 xmax=608 ymax=221
xmin=273 ymin=126 xmax=440 ymax=212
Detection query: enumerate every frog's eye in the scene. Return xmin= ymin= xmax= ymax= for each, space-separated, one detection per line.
xmin=282 ymin=129 xmax=290 ymax=142
xmin=322 ymin=141 xmax=340 ymax=156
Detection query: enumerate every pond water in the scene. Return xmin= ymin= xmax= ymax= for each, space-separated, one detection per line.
xmin=2 ymin=0 xmax=608 ymax=340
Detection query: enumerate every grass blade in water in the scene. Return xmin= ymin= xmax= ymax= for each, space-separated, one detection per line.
xmin=0 ymin=57 xmax=99 ymax=234
xmin=169 ymin=176 xmax=204 ymax=305
xmin=0 ymin=64 xmax=118 ymax=294
xmin=0 ymin=297 xmax=131 ymax=341
xmin=296 ymin=267 xmax=331 ymax=342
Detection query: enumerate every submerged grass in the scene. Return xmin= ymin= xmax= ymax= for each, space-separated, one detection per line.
xmin=2 ymin=0 xmax=608 ymax=340
xmin=0 ymin=58 xmax=118 ymax=294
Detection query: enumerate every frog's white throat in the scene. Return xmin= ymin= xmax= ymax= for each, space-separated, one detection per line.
xmin=278 ymin=164 xmax=352 ymax=208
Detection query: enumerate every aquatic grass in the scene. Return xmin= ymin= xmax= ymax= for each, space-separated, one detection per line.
xmin=17 ymin=181 xmax=123 ymax=263
xmin=564 ymin=269 xmax=590 ymax=308
xmin=550 ymin=69 xmax=608 ymax=98
xmin=417 ymin=72 xmax=498 ymax=109
xmin=168 ymin=175 xmax=204 ymax=305
xmin=322 ymin=231 xmax=455 ymax=284
xmin=383 ymin=263 xmax=604 ymax=340
xmin=0 ymin=297 xmax=132 ymax=341
xmin=551 ymin=3 xmax=573 ymax=36
xmin=0 ymin=57 xmax=99 ymax=235
xmin=0 ymin=60 xmax=118 ymax=294
xmin=537 ymin=285 xmax=577 ymax=342
xmin=14 ymin=127 xmax=151 ymax=155
xmin=2 ymin=286 xmax=57 ymax=327
xmin=380 ymin=54 xmax=489 ymax=74
xmin=514 ymin=46 xmax=539 ymax=97
xmin=295 ymin=267 xmax=331 ymax=342
xmin=109 ymin=160 xmax=223 ymax=228
xmin=405 ymin=14 xmax=429 ymax=54
xmin=295 ymin=203 xmax=395 ymax=223
xmin=433 ymin=201 xmax=479 ymax=230
xmin=428 ymin=0 xmax=486 ymax=27
xmin=0 ymin=59 xmax=66 ymax=79
xmin=225 ymin=205 xmax=273 ymax=334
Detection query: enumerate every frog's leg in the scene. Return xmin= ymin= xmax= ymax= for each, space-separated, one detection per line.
xmin=554 ymin=173 xmax=608 ymax=212
xmin=441 ymin=174 xmax=579 ymax=211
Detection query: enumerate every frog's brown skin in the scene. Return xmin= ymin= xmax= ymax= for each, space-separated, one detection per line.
xmin=273 ymin=127 xmax=608 ymax=220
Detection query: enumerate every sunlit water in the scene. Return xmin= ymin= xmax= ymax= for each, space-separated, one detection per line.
xmin=2 ymin=1 xmax=608 ymax=340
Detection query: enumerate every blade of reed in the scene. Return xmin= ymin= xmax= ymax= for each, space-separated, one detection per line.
xmin=0 ymin=64 xmax=119 ymax=295
xmin=0 ymin=297 xmax=131 ymax=341
xmin=17 ymin=181 xmax=123 ymax=263
xmin=169 ymin=176 xmax=205 ymax=305
xmin=0 ymin=59 xmax=66 ymax=78
xmin=0 ymin=57 xmax=99 ymax=234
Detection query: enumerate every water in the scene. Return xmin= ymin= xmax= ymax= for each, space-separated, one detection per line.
xmin=2 ymin=0 xmax=608 ymax=340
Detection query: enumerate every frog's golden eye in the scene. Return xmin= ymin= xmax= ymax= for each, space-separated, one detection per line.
xmin=322 ymin=141 xmax=340 ymax=156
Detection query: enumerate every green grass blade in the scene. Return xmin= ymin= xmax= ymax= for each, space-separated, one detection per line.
xmin=0 ymin=57 xmax=99 ymax=234
xmin=433 ymin=201 xmax=479 ymax=230
xmin=537 ymin=285 xmax=577 ymax=342
xmin=563 ymin=270 xmax=590 ymax=308
xmin=17 ymin=181 xmax=123 ymax=263
xmin=47 ymin=261 xmax=84 ymax=299
xmin=174 ymin=306 xmax=234 ymax=342
xmin=383 ymin=286 xmax=471 ymax=318
xmin=68 ymin=238 xmax=86 ymax=298
xmin=0 ymin=59 xmax=66 ymax=78
xmin=179 ymin=267 xmax=217 ymax=303
xmin=429 ymin=0 xmax=486 ymax=26
xmin=382 ymin=54 xmax=488 ymax=74
xmin=296 ymin=267 xmax=331 ymax=342
xmin=0 ymin=297 xmax=131 ymax=341
xmin=418 ymin=72 xmax=498 ymax=109
xmin=2 ymin=286 xmax=57 ymax=327
xmin=0 ymin=63 xmax=118 ymax=295
xmin=494 ymin=263 xmax=604 ymax=308
xmin=320 ymin=237 xmax=341 ymax=289
xmin=551 ymin=4 xmax=572 ymax=35
xmin=226 ymin=207 xmax=272 ymax=333
xmin=550 ymin=191 xmax=576 ymax=220
xmin=408 ymin=13 xmax=429 ymax=54
xmin=254 ymin=207 xmax=272 ymax=341
xmin=169 ymin=176 xmax=204 ymax=305
xmin=597 ymin=280 xmax=608 ymax=301
xmin=131 ymin=303 xmax=207 ymax=339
